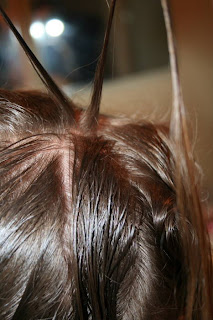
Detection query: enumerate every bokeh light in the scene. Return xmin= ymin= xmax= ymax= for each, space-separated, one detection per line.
xmin=45 ymin=19 xmax=65 ymax=37
xmin=29 ymin=21 xmax=45 ymax=39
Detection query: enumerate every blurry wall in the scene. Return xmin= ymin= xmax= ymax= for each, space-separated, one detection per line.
xmin=171 ymin=0 xmax=213 ymax=201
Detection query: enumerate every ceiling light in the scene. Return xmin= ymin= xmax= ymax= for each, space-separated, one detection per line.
xmin=45 ymin=19 xmax=65 ymax=37
xmin=29 ymin=21 xmax=45 ymax=39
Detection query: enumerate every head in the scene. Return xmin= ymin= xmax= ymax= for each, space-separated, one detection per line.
xmin=0 ymin=89 xmax=195 ymax=319
xmin=0 ymin=1 xmax=212 ymax=320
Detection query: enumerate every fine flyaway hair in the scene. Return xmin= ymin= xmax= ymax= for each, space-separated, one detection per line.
xmin=0 ymin=0 xmax=212 ymax=319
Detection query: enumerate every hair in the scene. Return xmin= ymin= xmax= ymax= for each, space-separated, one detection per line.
xmin=0 ymin=1 xmax=212 ymax=319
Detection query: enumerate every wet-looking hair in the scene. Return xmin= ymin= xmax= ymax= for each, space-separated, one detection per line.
xmin=0 ymin=1 xmax=212 ymax=319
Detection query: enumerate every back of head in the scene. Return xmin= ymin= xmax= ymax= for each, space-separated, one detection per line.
xmin=0 ymin=1 xmax=212 ymax=319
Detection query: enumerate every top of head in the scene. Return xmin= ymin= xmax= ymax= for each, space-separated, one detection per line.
xmin=0 ymin=88 xmax=181 ymax=319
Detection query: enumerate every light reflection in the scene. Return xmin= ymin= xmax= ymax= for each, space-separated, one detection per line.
xmin=45 ymin=19 xmax=65 ymax=37
xmin=29 ymin=21 xmax=45 ymax=39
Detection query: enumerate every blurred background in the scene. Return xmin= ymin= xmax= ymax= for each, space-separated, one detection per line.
xmin=0 ymin=0 xmax=169 ymax=87
xmin=0 ymin=0 xmax=213 ymax=232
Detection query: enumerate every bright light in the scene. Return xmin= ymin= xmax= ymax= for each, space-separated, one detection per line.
xmin=45 ymin=19 xmax=65 ymax=37
xmin=29 ymin=21 xmax=45 ymax=39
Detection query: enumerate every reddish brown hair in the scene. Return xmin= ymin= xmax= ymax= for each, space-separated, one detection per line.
xmin=0 ymin=1 xmax=212 ymax=319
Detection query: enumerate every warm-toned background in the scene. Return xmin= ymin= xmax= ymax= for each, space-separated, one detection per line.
xmin=0 ymin=0 xmax=213 ymax=207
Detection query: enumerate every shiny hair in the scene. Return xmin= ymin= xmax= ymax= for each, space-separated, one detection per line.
xmin=0 ymin=1 xmax=212 ymax=319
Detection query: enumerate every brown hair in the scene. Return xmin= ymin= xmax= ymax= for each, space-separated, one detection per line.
xmin=0 ymin=1 xmax=212 ymax=319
